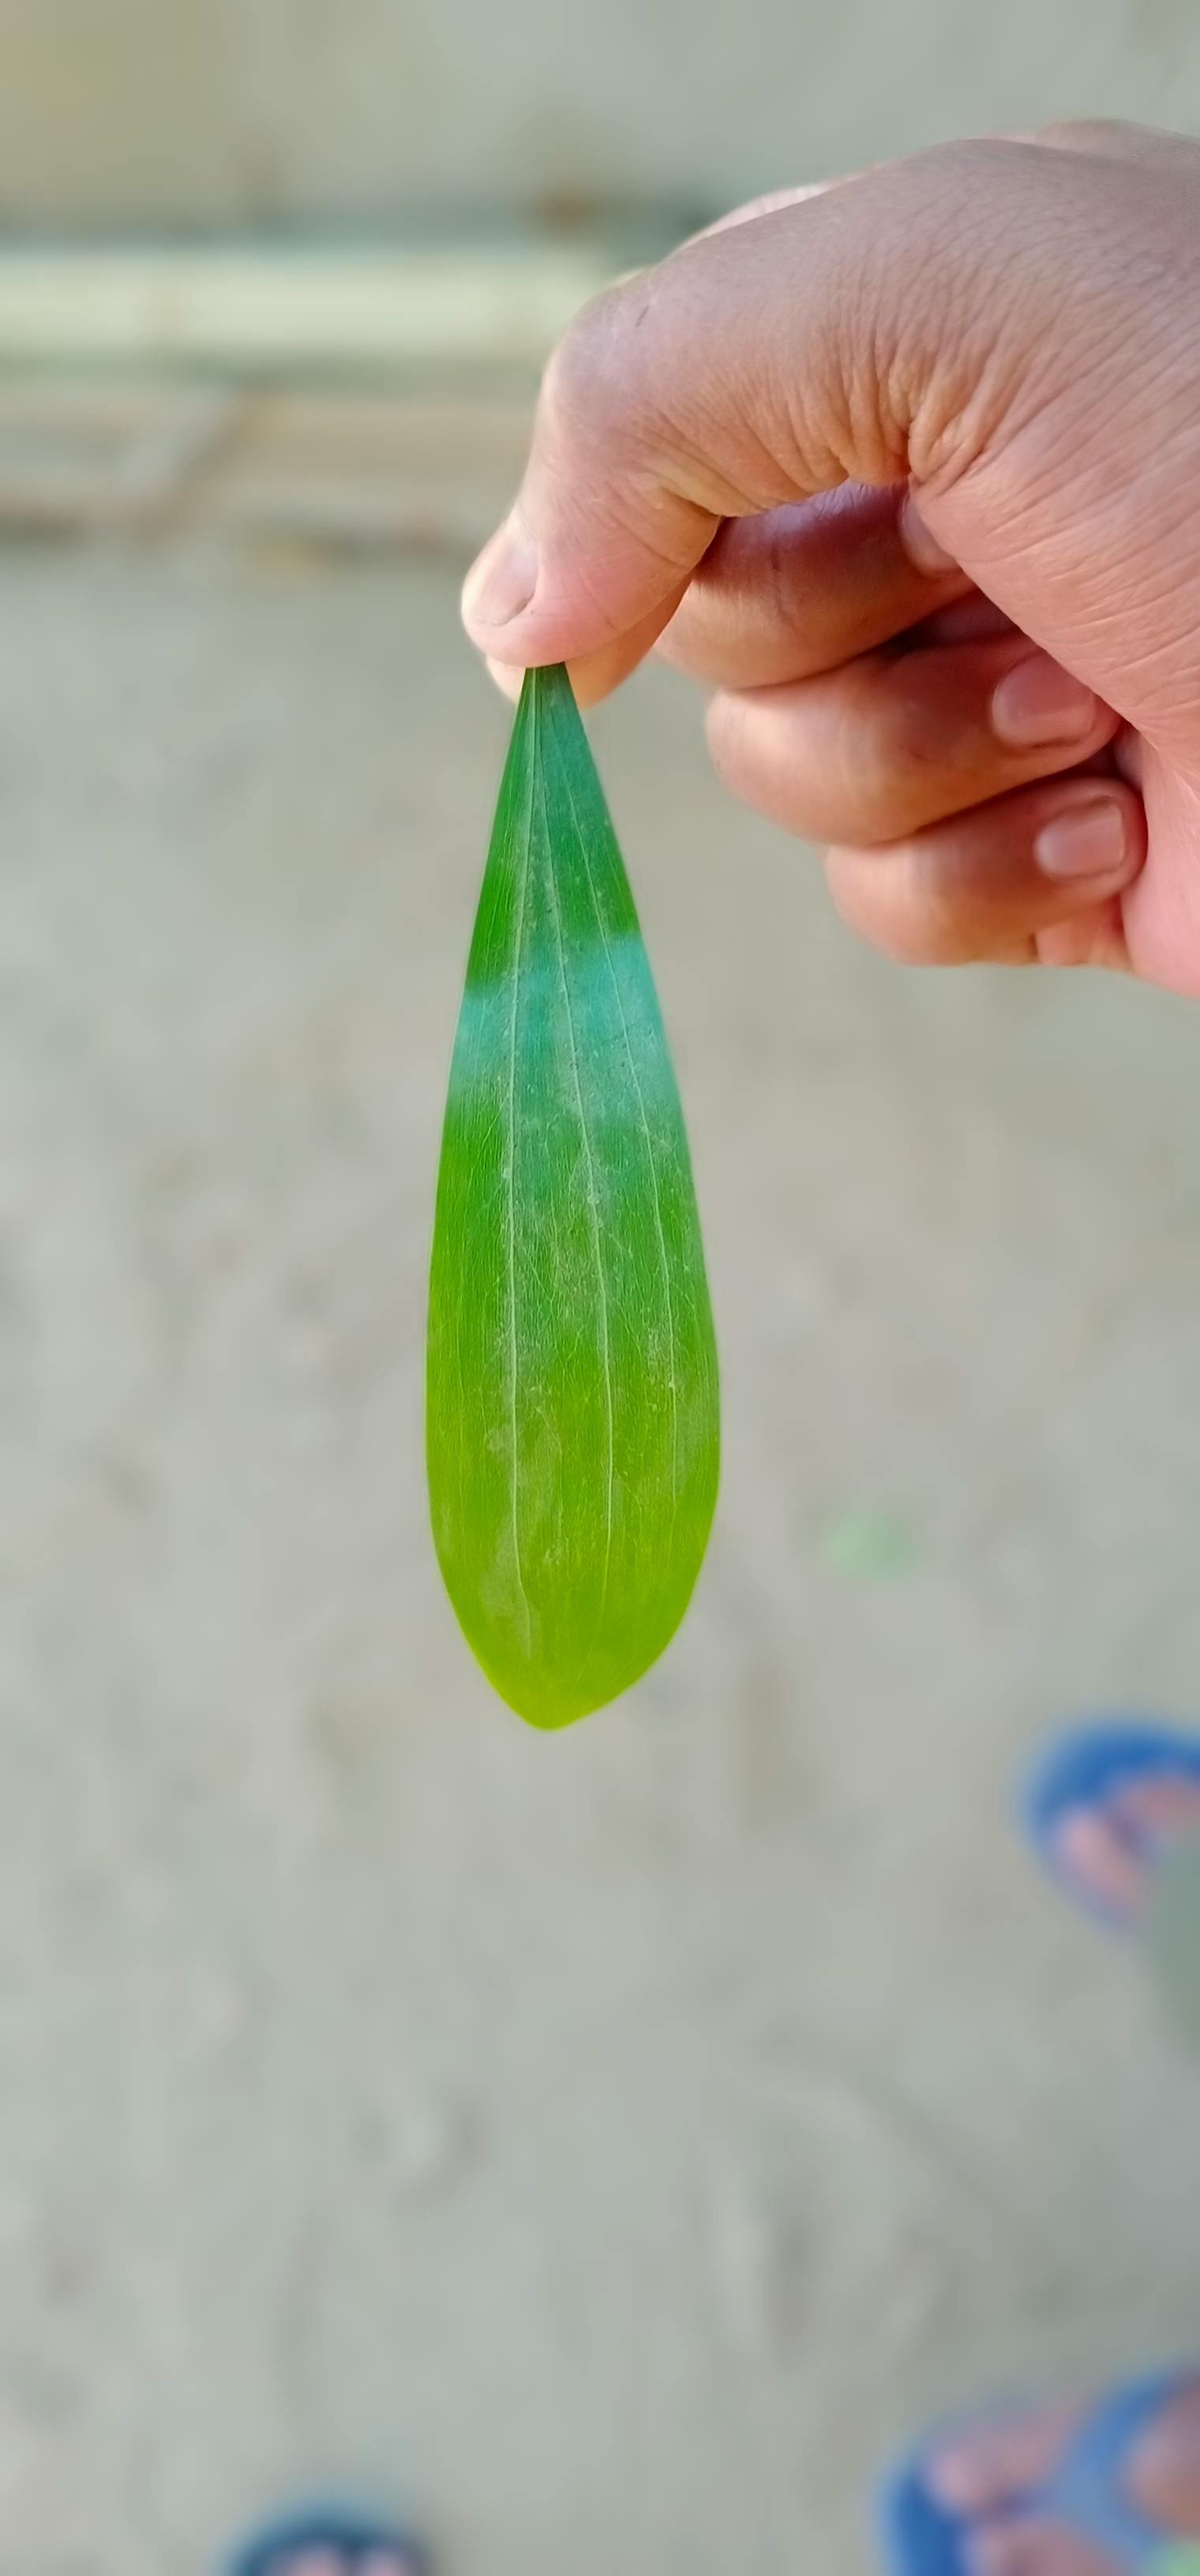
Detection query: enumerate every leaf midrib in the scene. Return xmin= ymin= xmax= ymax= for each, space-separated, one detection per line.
xmin=538 ymin=723 xmax=616 ymax=1646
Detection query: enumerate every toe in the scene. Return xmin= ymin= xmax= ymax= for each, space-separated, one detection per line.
xmin=267 ymin=2552 xmax=421 ymax=2576
xmin=927 ymin=2403 xmax=1086 ymax=2513
xmin=1127 ymin=2378 xmax=1200 ymax=2534
xmin=1112 ymin=1774 xmax=1200 ymax=1840
xmin=966 ymin=2517 xmax=1119 ymax=2576
xmin=1052 ymin=1808 xmax=1146 ymax=1916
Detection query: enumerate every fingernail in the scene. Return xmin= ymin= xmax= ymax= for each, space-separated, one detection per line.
xmin=462 ymin=514 xmax=538 ymax=631
xmin=899 ymin=490 xmax=958 ymax=578
xmin=1036 ymin=795 xmax=1128 ymax=878
xmin=992 ymin=651 xmax=1098 ymax=749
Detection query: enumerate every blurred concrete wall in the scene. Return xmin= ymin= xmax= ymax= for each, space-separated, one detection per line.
xmin=0 ymin=0 xmax=1198 ymax=230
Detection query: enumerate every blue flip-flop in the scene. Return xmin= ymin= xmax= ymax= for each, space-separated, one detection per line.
xmin=1022 ymin=1720 xmax=1200 ymax=1927
xmin=227 ymin=2504 xmax=429 ymax=2576
xmin=878 ymin=2369 xmax=1192 ymax=2576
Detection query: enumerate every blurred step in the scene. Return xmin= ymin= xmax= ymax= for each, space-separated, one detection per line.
xmin=202 ymin=391 xmax=531 ymax=550
xmin=0 ymin=242 xmax=620 ymax=372
xmin=0 ymin=380 xmax=533 ymax=549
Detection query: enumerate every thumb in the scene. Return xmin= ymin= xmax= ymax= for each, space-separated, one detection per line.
xmin=460 ymin=136 xmax=1194 ymax=710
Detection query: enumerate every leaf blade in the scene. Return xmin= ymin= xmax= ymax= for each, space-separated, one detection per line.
xmin=427 ymin=662 xmax=719 ymax=1727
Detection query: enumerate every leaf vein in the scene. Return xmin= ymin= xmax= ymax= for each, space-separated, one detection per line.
xmin=504 ymin=685 xmax=535 ymax=1650
xmin=555 ymin=717 xmax=681 ymax=1528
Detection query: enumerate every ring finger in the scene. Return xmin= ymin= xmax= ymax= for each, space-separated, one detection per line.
xmin=707 ymin=634 xmax=1119 ymax=847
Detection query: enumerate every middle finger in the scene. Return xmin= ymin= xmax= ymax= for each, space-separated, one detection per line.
xmin=659 ymin=481 xmax=970 ymax=691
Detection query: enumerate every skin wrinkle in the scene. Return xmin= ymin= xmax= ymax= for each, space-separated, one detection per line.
xmin=658 ymin=349 xmax=808 ymax=520
xmin=603 ymin=468 xmax=714 ymax=575
xmin=950 ymin=414 xmax=1200 ymax=742
xmin=997 ymin=315 xmax=1189 ymax=486
xmin=860 ymin=157 xmax=1042 ymax=481
xmin=760 ymin=515 xmax=793 ymax=639
xmin=549 ymin=537 xmax=645 ymax=645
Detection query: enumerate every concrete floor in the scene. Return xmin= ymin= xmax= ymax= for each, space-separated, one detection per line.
xmin=2 ymin=534 xmax=1200 ymax=2576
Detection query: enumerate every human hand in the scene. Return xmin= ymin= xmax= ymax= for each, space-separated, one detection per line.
xmin=463 ymin=123 xmax=1200 ymax=983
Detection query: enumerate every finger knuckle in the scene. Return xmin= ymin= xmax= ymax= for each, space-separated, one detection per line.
xmin=819 ymin=668 xmax=933 ymax=844
xmin=826 ymin=841 xmax=977 ymax=965
xmin=704 ymin=690 xmax=804 ymax=826
xmin=704 ymin=690 xmax=753 ymax=799
xmin=904 ymin=849 xmax=980 ymax=961
xmin=542 ymin=283 xmax=649 ymax=456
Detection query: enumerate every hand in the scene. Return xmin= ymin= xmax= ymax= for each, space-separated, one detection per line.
xmin=462 ymin=123 xmax=1200 ymax=985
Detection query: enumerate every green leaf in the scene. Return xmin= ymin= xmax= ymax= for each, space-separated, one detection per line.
xmin=427 ymin=663 xmax=720 ymax=1729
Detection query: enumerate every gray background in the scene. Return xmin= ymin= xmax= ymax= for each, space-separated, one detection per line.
xmin=1 ymin=540 xmax=1198 ymax=2576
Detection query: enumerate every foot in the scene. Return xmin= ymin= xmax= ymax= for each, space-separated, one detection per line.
xmin=918 ymin=2376 xmax=1200 ymax=2574
xmin=1054 ymin=1769 xmax=1200 ymax=1923
xmin=1024 ymin=1725 xmax=1200 ymax=1927
xmin=230 ymin=2514 xmax=427 ymax=2576
xmin=257 ymin=2553 xmax=418 ymax=2576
